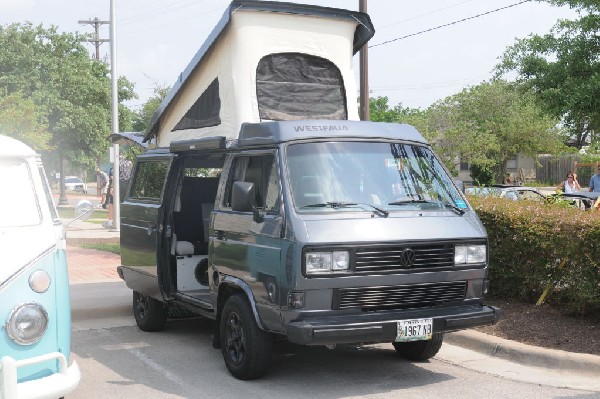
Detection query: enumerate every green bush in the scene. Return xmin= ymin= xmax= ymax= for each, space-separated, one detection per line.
xmin=469 ymin=196 xmax=600 ymax=315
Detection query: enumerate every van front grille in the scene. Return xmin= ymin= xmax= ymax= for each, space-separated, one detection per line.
xmin=333 ymin=281 xmax=467 ymax=310
xmin=355 ymin=243 xmax=454 ymax=273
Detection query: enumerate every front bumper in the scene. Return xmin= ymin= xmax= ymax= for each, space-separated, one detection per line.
xmin=0 ymin=353 xmax=80 ymax=399
xmin=286 ymin=304 xmax=500 ymax=345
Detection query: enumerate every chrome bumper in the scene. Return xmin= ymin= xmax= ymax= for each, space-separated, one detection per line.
xmin=0 ymin=352 xmax=80 ymax=399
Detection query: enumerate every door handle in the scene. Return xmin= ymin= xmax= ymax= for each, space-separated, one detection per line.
xmin=214 ymin=230 xmax=225 ymax=240
xmin=147 ymin=222 xmax=157 ymax=236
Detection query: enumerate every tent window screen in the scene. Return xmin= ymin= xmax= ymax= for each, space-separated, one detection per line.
xmin=256 ymin=53 xmax=347 ymax=121
xmin=172 ymin=78 xmax=221 ymax=131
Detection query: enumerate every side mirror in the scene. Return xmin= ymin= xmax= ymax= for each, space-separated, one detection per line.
xmin=231 ymin=181 xmax=264 ymax=223
xmin=75 ymin=200 xmax=94 ymax=221
xmin=63 ymin=200 xmax=94 ymax=237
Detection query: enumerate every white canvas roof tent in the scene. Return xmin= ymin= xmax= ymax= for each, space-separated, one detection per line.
xmin=144 ymin=0 xmax=375 ymax=148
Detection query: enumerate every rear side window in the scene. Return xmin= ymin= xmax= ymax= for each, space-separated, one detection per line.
xmin=130 ymin=160 xmax=169 ymax=201
xmin=256 ymin=53 xmax=347 ymax=121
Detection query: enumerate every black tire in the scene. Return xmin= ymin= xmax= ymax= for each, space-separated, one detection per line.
xmin=133 ymin=290 xmax=168 ymax=332
xmin=220 ymin=294 xmax=272 ymax=380
xmin=392 ymin=333 xmax=444 ymax=361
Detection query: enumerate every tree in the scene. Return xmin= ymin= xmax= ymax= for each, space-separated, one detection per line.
xmin=0 ymin=23 xmax=136 ymax=171
xmin=0 ymin=92 xmax=50 ymax=150
xmin=133 ymin=84 xmax=170 ymax=133
xmin=118 ymin=76 xmax=138 ymax=133
xmin=496 ymin=0 xmax=599 ymax=150
xmin=428 ymin=80 xmax=564 ymax=183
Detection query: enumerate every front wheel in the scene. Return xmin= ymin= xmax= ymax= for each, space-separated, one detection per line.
xmin=392 ymin=333 xmax=444 ymax=361
xmin=133 ymin=290 xmax=167 ymax=332
xmin=220 ymin=294 xmax=272 ymax=380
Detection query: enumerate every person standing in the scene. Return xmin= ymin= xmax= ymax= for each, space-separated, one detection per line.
xmin=589 ymin=166 xmax=600 ymax=192
xmin=96 ymin=168 xmax=109 ymax=205
xmin=556 ymin=172 xmax=581 ymax=193
xmin=102 ymin=168 xmax=115 ymax=229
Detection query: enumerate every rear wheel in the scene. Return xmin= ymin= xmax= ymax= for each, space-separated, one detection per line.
xmin=220 ymin=294 xmax=272 ymax=380
xmin=133 ymin=290 xmax=167 ymax=332
xmin=392 ymin=333 xmax=444 ymax=361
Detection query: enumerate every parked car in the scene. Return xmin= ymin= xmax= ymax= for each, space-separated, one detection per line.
xmin=549 ymin=191 xmax=600 ymax=210
xmin=64 ymin=176 xmax=87 ymax=193
xmin=0 ymin=135 xmax=80 ymax=398
xmin=465 ymin=184 xmax=546 ymax=202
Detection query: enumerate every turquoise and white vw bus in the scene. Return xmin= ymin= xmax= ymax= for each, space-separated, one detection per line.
xmin=0 ymin=135 xmax=80 ymax=398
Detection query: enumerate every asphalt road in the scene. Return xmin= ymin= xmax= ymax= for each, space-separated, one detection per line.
xmin=69 ymin=282 xmax=598 ymax=399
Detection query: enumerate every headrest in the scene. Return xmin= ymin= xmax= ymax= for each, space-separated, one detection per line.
xmin=176 ymin=241 xmax=195 ymax=256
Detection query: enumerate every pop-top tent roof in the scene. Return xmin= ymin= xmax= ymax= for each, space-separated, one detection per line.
xmin=144 ymin=0 xmax=375 ymax=147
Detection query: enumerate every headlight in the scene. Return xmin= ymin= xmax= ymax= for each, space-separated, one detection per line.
xmin=306 ymin=251 xmax=350 ymax=274
xmin=455 ymin=245 xmax=486 ymax=265
xmin=6 ymin=302 xmax=49 ymax=345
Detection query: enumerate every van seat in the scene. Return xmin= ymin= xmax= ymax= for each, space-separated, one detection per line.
xmin=176 ymin=241 xmax=195 ymax=256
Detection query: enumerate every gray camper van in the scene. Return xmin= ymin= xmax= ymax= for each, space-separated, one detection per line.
xmin=117 ymin=1 xmax=499 ymax=380
xmin=118 ymin=121 xmax=499 ymax=379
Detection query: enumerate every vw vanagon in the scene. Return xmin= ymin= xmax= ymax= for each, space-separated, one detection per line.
xmin=117 ymin=1 xmax=499 ymax=380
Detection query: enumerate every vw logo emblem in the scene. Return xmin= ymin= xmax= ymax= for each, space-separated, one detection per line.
xmin=400 ymin=248 xmax=416 ymax=268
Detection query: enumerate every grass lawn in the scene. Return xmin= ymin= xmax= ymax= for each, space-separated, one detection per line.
xmin=79 ymin=242 xmax=120 ymax=255
xmin=58 ymin=207 xmax=108 ymax=220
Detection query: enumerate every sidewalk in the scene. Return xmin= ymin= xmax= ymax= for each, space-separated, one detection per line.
xmin=64 ymin=219 xmax=600 ymax=391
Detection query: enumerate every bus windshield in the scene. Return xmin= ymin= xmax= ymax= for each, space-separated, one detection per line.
xmin=0 ymin=159 xmax=41 ymax=227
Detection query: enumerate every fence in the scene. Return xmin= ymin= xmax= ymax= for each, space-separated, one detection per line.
xmin=536 ymin=156 xmax=600 ymax=187
xmin=535 ymin=155 xmax=578 ymax=185
xmin=574 ymin=162 xmax=600 ymax=189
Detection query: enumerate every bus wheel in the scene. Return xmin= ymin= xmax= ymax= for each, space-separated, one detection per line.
xmin=133 ymin=290 xmax=167 ymax=332
xmin=220 ymin=294 xmax=272 ymax=379
xmin=392 ymin=333 xmax=444 ymax=361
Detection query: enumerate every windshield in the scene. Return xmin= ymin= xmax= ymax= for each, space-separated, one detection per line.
xmin=286 ymin=142 xmax=467 ymax=213
xmin=0 ymin=159 xmax=41 ymax=227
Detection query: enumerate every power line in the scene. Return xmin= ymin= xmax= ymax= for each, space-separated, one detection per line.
xmin=378 ymin=0 xmax=476 ymax=31
xmin=369 ymin=0 xmax=531 ymax=49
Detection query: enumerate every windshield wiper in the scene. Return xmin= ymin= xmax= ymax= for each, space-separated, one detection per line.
xmin=356 ymin=203 xmax=389 ymax=217
xmin=388 ymin=199 xmax=465 ymax=216
xmin=303 ymin=201 xmax=357 ymax=208
xmin=303 ymin=201 xmax=389 ymax=217
xmin=388 ymin=199 xmax=429 ymax=206
xmin=442 ymin=203 xmax=465 ymax=215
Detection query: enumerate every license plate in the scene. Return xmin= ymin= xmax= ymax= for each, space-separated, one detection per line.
xmin=395 ymin=318 xmax=433 ymax=342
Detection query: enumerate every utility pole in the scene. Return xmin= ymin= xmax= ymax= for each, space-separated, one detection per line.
xmin=78 ymin=17 xmax=110 ymax=60
xmin=110 ymin=0 xmax=121 ymax=232
xmin=359 ymin=0 xmax=369 ymax=121
xmin=79 ymin=17 xmax=110 ymax=204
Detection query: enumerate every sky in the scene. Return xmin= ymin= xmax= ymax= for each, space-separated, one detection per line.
xmin=0 ymin=0 xmax=578 ymax=111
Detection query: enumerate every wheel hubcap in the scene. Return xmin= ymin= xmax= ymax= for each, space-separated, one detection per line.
xmin=225 ymin=311 xmax=245 ymax=365
xmin=136 ymin=294 xmax=148 ymax=320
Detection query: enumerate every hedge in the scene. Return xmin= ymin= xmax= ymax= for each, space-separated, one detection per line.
xmin=468 ymin=196 xmax=600 ymax=315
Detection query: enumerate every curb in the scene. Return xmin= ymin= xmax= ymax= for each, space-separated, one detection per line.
xmin=445 ymin=329 xmax=600 ymax=376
